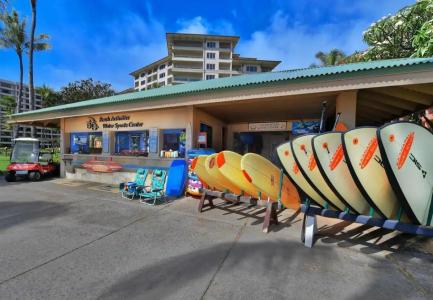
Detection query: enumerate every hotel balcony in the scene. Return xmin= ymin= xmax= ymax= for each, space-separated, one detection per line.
xmin=172 ymin=76 xmax=202 ymax=84
xmin=172 ymin=62 xmax=203 ymax=73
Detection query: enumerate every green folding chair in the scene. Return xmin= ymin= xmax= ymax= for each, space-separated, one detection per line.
xmin=119 ymin=168 xmax=149 ymax=199
xmin=138 ymin=169 xmax=168 ymax=205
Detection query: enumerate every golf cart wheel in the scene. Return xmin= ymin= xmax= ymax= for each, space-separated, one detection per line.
xmin=29 ymin=171 xmax=41 ymax=181
xmin=5 ymin=173 xmax=16 ymax=182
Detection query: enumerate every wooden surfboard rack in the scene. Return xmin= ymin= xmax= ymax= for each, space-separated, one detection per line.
xmin=198 ymin=188 xmax=279 ymax=233
xmin=300 ymin=203 xmax=433 ymax=248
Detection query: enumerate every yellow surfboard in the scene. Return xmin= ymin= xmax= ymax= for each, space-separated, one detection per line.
xmin=205 ymin=153 xmax=242 ymax=194
xmin=191 ymin=155 xmax=225 ymax=191
xmin=277 ymin=142 xmax=327 ymax=208
xmin=291 ymin=134 xmax=349 ymax=211
xmin=312 ymin=132 xmax=373 ymax=215
xmin=241 ymin=153 xmax=300 ymax=209
xmin=343 ymin=127 xmax=403 ymax=219
xmin=216 ymin=151 xmax=262 ymax=198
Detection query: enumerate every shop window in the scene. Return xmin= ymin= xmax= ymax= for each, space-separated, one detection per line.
xmin=70 ymin=132 xmax=103 ymax=154
xmin=161 ymin=129 xmax=186 ymax=158
xmin=199 ymin=123 xmax=213 ymax=148
xmin=115 ymin=130 xmax=149 ymax=156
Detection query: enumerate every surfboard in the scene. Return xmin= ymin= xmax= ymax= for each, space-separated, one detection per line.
xmin=377 ymin=122 xmax=433 ymax=226
xmin=241 ymin=153 xmax=300 ymax=209
xmin=276 ymin=142 xmax=327 ymax=208
xmin=191 ymin=155 xmax=225 ymax=191
xmin=205 ymin=153 xmax=242 ymax=194
xmin=291 ymin=134 xmax=349 ymax=211
xmin=216 ymin=151 xmax=262 ymax=199
xmin=312 ymin=132 xmax=374 ymax=215
xmin=342 ymin=127 xmax=403 ymax=219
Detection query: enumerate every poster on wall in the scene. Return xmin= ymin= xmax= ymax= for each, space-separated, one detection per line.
xmin=291 ymin=120 xmax=320 ymax=135
xmin=149 ymin=128 xmax=158 ymax=153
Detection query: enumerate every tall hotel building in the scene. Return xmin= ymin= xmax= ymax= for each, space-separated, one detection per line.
xmin=0 ymin=79 xmax=59 ymax=147
xmin=130 ymin=33 xmax=281 ymax=91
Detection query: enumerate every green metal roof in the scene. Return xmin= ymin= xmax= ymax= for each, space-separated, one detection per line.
xmin=13 ymin=56 xmax=433 ymax=118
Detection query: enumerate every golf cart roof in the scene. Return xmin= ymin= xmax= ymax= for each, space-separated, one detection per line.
xmin=14 ymin=138 xmax=39 ymax=142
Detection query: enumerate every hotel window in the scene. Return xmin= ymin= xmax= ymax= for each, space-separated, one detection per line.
xmin=159 ymin=64 xmax=165 ymax=70
xmin=70 ymin=132 xmax=103 ymax=154
xmin=140 ymin=73 xmax=146 ymax=77
xmin=206 ymin=52 xmax=216 ymax=59
xmin=159 ymin=73 xmax=165 ymax=78
xmin=135 ymin=81 xmax=139 ymax=87
xmin=115 ymin=131 xmax=149 ymax=156
xmin=140 ymin=80 xmax=146 ymax=85
xmin=207 ymin=41 xmax=216 ymax=48
xmin=161 ymin=129 xmax=186 ymax=158
xmin=206 ymin=64 xmax=215 ymax=70
xmin=206 ymin=74 xmax=215 ymax=80
xmin=168 ymin=61 xmax=172 ymax=66
xmin=246 ymin=65 xmax=258 ymax=72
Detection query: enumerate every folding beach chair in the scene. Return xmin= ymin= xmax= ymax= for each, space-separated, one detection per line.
xmin=138 ymin=169 xmax=168 ymax=205
xmin=119 ymin=168 xmax=148 ymax=199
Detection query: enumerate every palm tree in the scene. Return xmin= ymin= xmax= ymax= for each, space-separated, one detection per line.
xmin=0 ymin=95 xmax=16 ymax=130
xmin=0 ymin=10 xmax=27 ymax=139
xmin=311 ymin=49 xmax=347 ymax=67
xmin=28 ymin=0 xmax=50 ymax=137
xmin=36 ymin=84 xmax=59 ymax=108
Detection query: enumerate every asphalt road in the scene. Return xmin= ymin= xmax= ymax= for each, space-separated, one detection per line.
xmin=0 ymin=177 xmax=432 ymax=300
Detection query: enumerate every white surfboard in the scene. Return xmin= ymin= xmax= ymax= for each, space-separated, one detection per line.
xmin=312 ymin=132 xmax=375 ymax=215
xmin=378 ymin=122 xmax=433 ymax=226
xmin=277 ymin=142 xmax=327 ymax=208
xmin=342 ymin=127 xmax=404 ymax=220
xmin=291 ymin=134 xmax=350 ymax=211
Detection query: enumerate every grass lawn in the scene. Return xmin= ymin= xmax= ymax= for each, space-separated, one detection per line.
xmin=0 ymin=155 xmax=10 ymax=173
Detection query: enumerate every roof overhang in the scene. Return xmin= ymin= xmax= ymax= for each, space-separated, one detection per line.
xmin=166 ymin=32 xmax=240 ymax=52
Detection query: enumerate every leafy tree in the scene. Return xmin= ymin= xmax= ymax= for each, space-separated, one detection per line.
xmin=0 ymin=10 xmax=27 ymax=138
xmin=310 ymin=49 xmax=346 ymax=67
xmin=362 ymin=0 xmax=433 ymax=60
xmin=412 ymin=1 xmax=433 ymax=57
xmin=59 ymin=78 xmax=116 ymax=104
xmin=0 ymin=95 xmax=16 ymax=129
xmin=36 ymin=84 xmax=61 ymax=108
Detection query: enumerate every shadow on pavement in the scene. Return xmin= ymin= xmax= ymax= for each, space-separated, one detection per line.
xmin=0 ymin=201 xmax=69 ymax=231
xmin=98 ymin=240 xmax=334 ymax=300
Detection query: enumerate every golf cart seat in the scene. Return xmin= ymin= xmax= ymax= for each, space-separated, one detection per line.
xmin=119 ymin=168 xmax=149 ymax=199
xmin=139 ymin=169 xmax=168 ymax=205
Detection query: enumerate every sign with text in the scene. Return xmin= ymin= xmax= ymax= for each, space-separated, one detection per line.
xmin=248 ymin=122 xmax=287 ymax=132
xmin=86 ymin=114 xmax=144 ymax=131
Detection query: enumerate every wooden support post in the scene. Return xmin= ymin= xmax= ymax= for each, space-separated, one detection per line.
xmin=197 ymin=189 xmax=215 ymax=213
xmin=262 ymin=201 xmax=279 ymax=233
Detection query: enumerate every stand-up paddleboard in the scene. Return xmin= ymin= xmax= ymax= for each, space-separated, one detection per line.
xmin=191 ymin=155 xmax=224 ymax=191
xmin=291 ymin=134 xmax=350 ymax=211
xmin=312 ymin=132 xmax=373 ymax=215
xmin=377 ymin=122 xmax=433 ymax=226
xmin=216 ymin=151 xmax=262 ymax=199
xmin=276 ymin=142 xmax=327 ymax=208
xmin=241 ymin=153 xmax=300 ymax=209
xmin=205 ymin=154 xmax=242 ymax=194
xmin=342 ymin=127 xmax=403 ymax=219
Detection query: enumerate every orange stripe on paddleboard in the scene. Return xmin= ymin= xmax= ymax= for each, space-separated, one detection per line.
xmin=242 ymin=170 xmax=253 ymax=183
xmin=397 ymin=132 xmax=414 ymax=170
xmin=308 ymin=154 xmax=317 ymax=171
xmin=191 ymin=157 xmax=198 ymax=170
xmin=216 ymin=152 xmax=226 ymax=168
xmin=329 ymin=144 xmax=344 ymax=171
xmin=359 ymin=137 xmax=377 ymax=169
xmin=293 ymin=162 xmax=300 ymax=174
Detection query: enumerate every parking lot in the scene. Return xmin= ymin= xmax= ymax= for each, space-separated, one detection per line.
xmin=0 ymin=177 xmax=432 ymax=299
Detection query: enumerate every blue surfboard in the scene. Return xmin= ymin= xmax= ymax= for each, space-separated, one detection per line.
xmin=166 ymin=160 xmax=188 ymax=198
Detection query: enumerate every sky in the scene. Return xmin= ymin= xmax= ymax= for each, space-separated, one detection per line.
xmin=0 ymin=0 xmax=415 ymax=91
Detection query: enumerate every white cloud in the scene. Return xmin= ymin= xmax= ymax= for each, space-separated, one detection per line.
xmin=177 ymin=16 xmax=209 ymax=34
xmin=237 ymin=10 xmax=370 ymax=70
xmin=176 ymin=16 xmax=235 ymax=35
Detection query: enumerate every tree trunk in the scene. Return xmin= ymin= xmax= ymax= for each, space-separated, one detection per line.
xmin=14 ymin=52 xmax=24 ymax=141
xmin=29 ymin=0 xmax=37 ymax=138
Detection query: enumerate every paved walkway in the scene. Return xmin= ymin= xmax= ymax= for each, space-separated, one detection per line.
xmin=0 ymin=178 xmax=432 ymax=299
